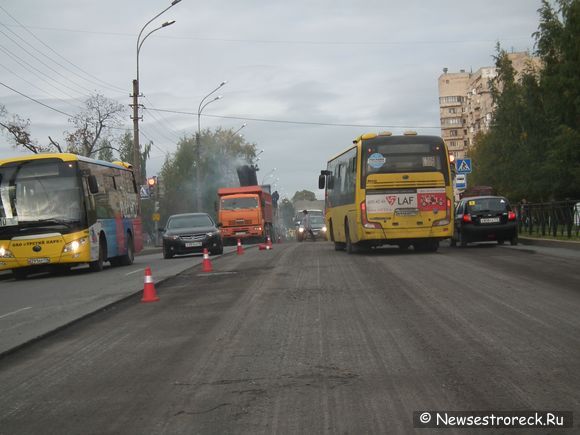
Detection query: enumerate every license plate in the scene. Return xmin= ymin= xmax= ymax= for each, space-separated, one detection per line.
xmin=235 ymin=232 xmax=246 ymax=235
xmin=480 ymin=217 xmax=500 ymax=224
xmin=185 ymin=242 xmax=202 ymax=247
xmin=27 ymin=257 xmax=50 ymax=265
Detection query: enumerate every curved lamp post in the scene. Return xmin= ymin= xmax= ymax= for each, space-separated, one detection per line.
xmin=132 ymin=0 xmax=180 ymax=186
xmin=195 ymin=81 xmax=227 ymax=210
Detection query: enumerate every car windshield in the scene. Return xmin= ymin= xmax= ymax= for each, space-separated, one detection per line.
xmin=310 ymin=215 xmax=324 ymax=225
xmin=167 ymin=215 xmax=213 ymax=229
xmin=465 ymin=198 xmax=510 ymax=213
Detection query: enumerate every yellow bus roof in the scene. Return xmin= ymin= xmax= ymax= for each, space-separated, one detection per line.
xmin=0 ymin=153 xmax=132 ymax=170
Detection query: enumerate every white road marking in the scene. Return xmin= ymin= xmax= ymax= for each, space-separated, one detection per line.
xmin=0 ymin=306 xmax=32 ymax=320
xmin=125 ymin=268 xmax=145 ymax=276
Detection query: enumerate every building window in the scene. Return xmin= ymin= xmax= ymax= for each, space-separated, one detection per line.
xmin=449 ymin=108 xmax=456 ymax=114
xmin=450 ymin=129 xmax=458 ymax=137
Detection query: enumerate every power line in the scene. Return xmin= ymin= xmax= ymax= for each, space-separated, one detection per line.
xmin=143 ymin=106 xmax=442 ymax=130
xmin=0 ymin=6 xmax=126 ymax=93
xmin=0 ymin=80 xmax=72 ymax=117
xmin=0 ymin=44 xmax=87 ymax=104
xmin=0 ymin=22 xmax=531 ymax=47
xmin=0 ymin=62 xmax=83 ymax=112
xmin=0 ymin=28 xmax=95 ymax=96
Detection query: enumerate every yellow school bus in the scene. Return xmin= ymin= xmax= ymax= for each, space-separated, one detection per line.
xmin=318 ymin=132 xmax=453 ymax=253
xmin=0 ymin=153 xmax=142 ymax=279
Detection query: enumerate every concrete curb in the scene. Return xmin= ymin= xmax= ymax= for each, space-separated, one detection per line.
xmin=519 ymin=237 xmax=580 ymax=251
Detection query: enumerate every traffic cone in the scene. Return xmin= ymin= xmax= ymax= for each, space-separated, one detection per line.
xmin=258 ymin=243 xmax=266 ymax=250
xmin=237 ymin=238 xmax=244 ymax=255
xmin=202 ymin=248 xmax=213 ymax=272
xmin=266 ymin=236 xmax=273 ymax=250
xmin=141 ymin=266 xmax=159 ymax=303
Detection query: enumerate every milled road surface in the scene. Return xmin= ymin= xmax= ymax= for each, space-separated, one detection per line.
xmin=0 ymin=242 xmax=579 ymax=434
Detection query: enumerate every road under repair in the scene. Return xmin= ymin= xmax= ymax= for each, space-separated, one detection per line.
xmin=0 ymin=242 xmax=579 ymax=434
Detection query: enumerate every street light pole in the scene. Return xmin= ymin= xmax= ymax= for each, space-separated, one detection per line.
xmin=195 ymin=81 xmax=227 ymax=210
xmin=132 ymin=0 xmax=180 ymax=187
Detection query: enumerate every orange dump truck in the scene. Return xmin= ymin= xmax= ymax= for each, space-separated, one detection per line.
xmin=217 ymin=186 xmax=274 ymax=244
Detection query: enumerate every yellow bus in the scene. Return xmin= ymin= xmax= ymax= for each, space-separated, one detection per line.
xmin=318 ymin=132 xmax=453 ymax=253
xmin=0 ymin=153 xmax=143 ymax=279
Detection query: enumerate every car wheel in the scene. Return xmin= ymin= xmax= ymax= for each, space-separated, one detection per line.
xmin=497 ymin=239 xmax=505 ymax=245
xmin=89 ymin=235 xmax=106 ymax=272
xmin=510 ymin=236 xmax=518 ymax=246
xmin=459 ymin=232 xmax=468 ymax=248
xmin=163 ymin=244 xmax=173 ymax=259
xmin=450 ymin=237 xmax=457 ymax=247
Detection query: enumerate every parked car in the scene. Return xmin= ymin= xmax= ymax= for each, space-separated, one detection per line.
xmin=161 ymin=213 xmax=223 ymax=259
xmin=296 ymin=214 xmax=327 ymax=242
xmin=451 ymin=196 xmax=518 ymax=247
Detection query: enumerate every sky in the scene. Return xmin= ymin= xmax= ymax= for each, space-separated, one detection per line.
xmin=0 ymin=0 xmax=543 ymax=199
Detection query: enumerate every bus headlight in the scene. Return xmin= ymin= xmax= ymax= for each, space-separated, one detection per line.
xmin=63 ymin=237 xmax=88 ymax=253
xmin=321 ymin=226 xmax=327 ymax=232
xmin=0 ymin=246 xmax=14 ymax=258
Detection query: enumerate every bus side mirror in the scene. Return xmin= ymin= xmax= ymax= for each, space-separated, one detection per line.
xmin=88 ymin=175 xmax=99 ymax=194
xmin=318 ymin=174 xmax=326 ymax=189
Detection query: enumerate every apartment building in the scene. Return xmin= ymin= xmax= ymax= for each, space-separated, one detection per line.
xmin=438 ymin=52 xmax=537 ymax=160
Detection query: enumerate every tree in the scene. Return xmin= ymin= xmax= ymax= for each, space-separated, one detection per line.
xmin=292 ymin=190 xmax=317 ymax=202
xmin=278 ymin=198 xmax=296 ymax=228
xmin=471 ymin=0 xmax=580 ymax=201
xmin=65 ymin=94 xmax=125 ymax=158
xmin=158 ymin=127 xmax=257 ymax=221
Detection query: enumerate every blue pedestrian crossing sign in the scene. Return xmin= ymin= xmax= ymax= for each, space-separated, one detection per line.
xmin=456 ymin=158 xmax=472 ymax=174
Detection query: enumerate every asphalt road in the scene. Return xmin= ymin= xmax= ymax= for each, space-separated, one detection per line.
xmin=0 ymin=241 xmax=579 ymax=434
xmin=0 ymin=247 xmax=237 ymax=356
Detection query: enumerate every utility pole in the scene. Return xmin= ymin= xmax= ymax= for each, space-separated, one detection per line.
xmin=131 ymin=79 xmax=142 ymax=186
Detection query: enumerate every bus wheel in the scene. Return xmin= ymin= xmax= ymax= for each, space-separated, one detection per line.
xmin=119 ymin=233 xmax=135 ymax=266
xmin=345 ymin=223 xmax=357 ymax=254
xmin=89 ymin=235 xmax=106 ymax=272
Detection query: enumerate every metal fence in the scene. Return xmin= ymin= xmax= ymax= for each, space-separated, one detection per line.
xmin=518 ymin=200 xmax=580 ymax=239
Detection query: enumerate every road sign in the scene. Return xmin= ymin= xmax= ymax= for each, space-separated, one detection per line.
xmin=455 ymin=174 xmax=467 ymax=190
xmin=152 ymin=213 xmax=161 ymax=222
xmin=456 ymin=158 xmax=472 ymax=174
xmin=140 ymin=185 xmax=150 ymax=199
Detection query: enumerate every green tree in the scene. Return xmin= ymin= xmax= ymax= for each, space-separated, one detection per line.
xmin=158 ymin=127 xmax=257 ymax=222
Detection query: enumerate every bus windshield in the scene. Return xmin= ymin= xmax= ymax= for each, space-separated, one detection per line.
xmin=0 ymin=160 xmax=83 ymax=229
xmin=363 ymin=142 xmax=448 ymax=182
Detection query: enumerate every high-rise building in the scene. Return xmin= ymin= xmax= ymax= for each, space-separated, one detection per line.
xmin=438 ymin=52 xmax=538 ymax=160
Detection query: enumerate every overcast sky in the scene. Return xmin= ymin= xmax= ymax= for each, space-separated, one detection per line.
xmin=0 ymin=0 xmax=542 ymax=199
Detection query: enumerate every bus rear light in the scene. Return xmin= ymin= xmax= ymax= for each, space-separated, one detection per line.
xmin=361 ymin=201 xmax=381 ymax=229
xmin=433 ymin=197 xmax=452 ymax=226
xmin=508 ymin=211 xmax=516 ymax=221
xmin=462 ymin=214 xmax=472 ymax=223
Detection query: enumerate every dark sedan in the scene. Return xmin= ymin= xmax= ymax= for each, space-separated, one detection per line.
xmin=161 ymin=213 xmax=223 ymax=259
xmin=451 ymin=196 xmax=518 ymax=247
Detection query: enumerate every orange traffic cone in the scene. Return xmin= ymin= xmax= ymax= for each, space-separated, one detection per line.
xmin=258 ymin=243 xmax=266 ymax=250
xmin=202 ymin=248 xmax=213 ymax=272
xmin=266 ymin=236 xmax=273 ymax=250
xmin=237 ymin=238 xmax=244 ymax=255
xmin=141 ymin=266 xmax=159 ymax=303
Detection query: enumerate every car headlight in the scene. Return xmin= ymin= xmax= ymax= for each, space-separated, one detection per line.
xmin=164 ymin=235 xmax=179 ymax=241
xmin=321 ymin=226 xmax=327 ymax=232
xmin=63 ymin=237 xmax=88 ymax=253
xmin=206 ymin=231 xmax=220 ymax=237
xmin=0 ymin=246 xmax=14 ymax=258
xmin=298 ymin=227 xmax=305 ymax=233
